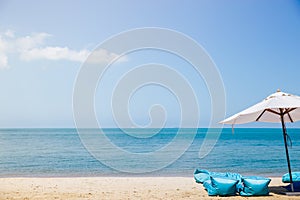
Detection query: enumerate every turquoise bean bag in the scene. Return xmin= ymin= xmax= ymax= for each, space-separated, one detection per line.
xmin=194 ymin=169 xmax=210 ymax=183
xmin=194 ymin=169 xmax=271 ymax=196
xmin=282 ymin=172 xmax=300 ymax=183
xmin=282 ymin=172 xmax=300 ymax=192
xmin=239 ymin=176 xmax=271 ymax=196
xmin=203 ymin=176 xmax=239 ymax=196
xmin=194 ymin=169 xmax=243 ymax=192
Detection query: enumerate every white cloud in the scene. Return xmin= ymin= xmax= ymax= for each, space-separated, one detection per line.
xmin=0 ymin=30 xmax=127 ymax=69
xmin=20 ymin=47 xmax=127 ymax=64
xmin=20 ymin=47 xmax=89 ymax=62
xmin=15 ymin=32 xmax=51 ymax=51
xmin=0 ymin=36 xmax=9 ymax=69
xmin=4 ymin=30 xmax=15 ymax=38
xmin=0 ymin=36 xmax=7 ymax=53
xmin=0 ymin=54 xmax=8 ymax=69
xmin=86 ymin=49 xmax=128 ymax=64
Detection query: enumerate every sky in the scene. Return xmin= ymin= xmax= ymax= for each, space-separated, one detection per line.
xmin=0 ymin=0 xmax=300 ymax=128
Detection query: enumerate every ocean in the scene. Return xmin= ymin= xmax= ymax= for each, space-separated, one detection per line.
xmin=0 ymin=128 xmax=299 ymax=177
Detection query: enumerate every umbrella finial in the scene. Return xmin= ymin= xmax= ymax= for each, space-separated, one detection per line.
xmin=277 ymin=89 xmax=281 ymax=92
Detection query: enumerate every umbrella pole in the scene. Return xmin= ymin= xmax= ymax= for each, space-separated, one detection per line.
xmin=280 ymin=113 xmax=294 ymax=192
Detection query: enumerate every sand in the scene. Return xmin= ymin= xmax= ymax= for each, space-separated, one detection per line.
xmin=0 ymin=177 xmax=300 ymax=200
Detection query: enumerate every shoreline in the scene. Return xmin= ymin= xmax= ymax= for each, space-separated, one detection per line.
xmin=0 ymin=173 xmax=285 ymax=178
xmin=1 ymin=177 xmax=299 ymax=200
xmin=0 ymin=175 xmax=285 ymax=177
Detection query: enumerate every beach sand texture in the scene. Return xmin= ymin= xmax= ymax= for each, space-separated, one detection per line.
xmin=1 ymin=177 xmax=300 ymax=200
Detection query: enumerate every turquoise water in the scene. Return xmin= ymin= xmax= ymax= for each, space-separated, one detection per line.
xmin=0 ymin=128 xmax=299 ymax=177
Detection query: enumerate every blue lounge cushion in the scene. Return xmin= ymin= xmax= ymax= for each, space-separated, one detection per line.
xmin=282 ymin=172 xmax=300 ymax=183
xmin=224 ymin=172 xmax=243 ymax=192
xmin=283 ymin=181 xmax=300 ymax=192
xmin=204 ymin=176 xmax=238 ymax=196
xmin=194 ymin=169 xmax=242 ymax=184
xmin=283 ymin=182 xmax=300 ymax=192
xmin=240 ymin=176 xmax=271 ymax=196
xmin=194 ymin=169 xmax=210 ymax=183
xmin=194 ymin=169 xmax=243 ymax=194
xmin=194 ymin=169 xmax=271 ymax=196
xmin=203 ymin=180 xmax=218 ymax=196
xmin=225 ymin=172 xmax=242 ymax=181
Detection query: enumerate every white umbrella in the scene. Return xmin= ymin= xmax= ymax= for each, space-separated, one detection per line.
xmin=220 ymin=89 xmax=300 ymax=192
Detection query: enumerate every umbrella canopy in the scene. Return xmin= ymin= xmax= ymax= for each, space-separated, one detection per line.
xmin=221 ymin=90 xmax=300 ymax=124
xmin=220 ymin=89 xmax=300 ymax=193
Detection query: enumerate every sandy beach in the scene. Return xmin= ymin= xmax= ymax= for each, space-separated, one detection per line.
xmin=0 ymin=177 xmax=299 ymax=200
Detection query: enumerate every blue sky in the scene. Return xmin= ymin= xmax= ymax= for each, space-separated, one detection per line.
xmin=0 ymin=0 xmax=300 ymax=128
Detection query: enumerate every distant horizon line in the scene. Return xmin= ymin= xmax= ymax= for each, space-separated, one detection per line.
xmin=0 ymin=127 xmax=299 ymax=129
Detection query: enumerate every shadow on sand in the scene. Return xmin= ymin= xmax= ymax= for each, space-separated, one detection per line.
xmin=269 ymin=185 xmax=300 ymax=196
xmin=269 ymin=186 xmax=288 ymax=195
